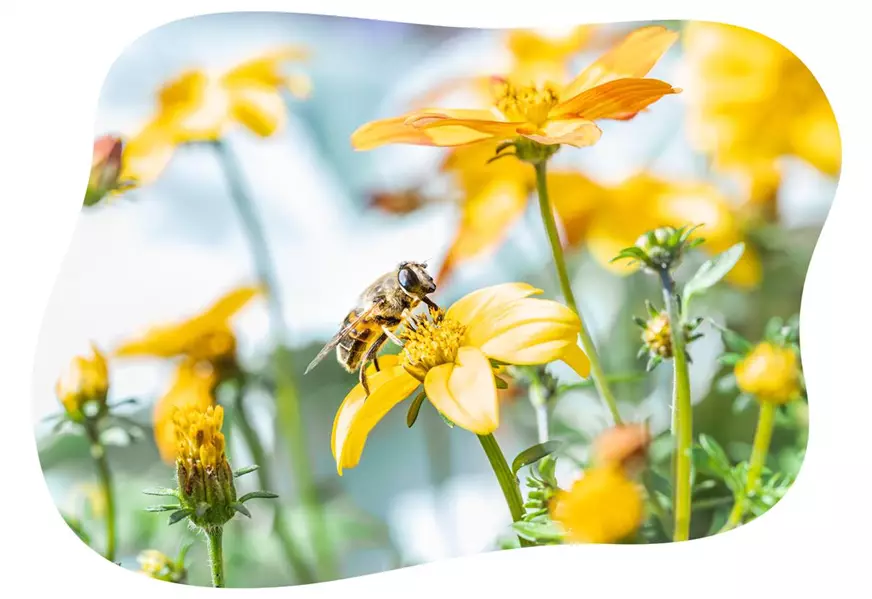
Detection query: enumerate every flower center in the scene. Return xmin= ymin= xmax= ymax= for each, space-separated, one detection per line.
xmin=401 ymin=309 xmax=467 ymax=380
xmin=642 ymin=312 xmax=673 ymax=358
xmin=493 ymin=79 xmax=560 ymax=125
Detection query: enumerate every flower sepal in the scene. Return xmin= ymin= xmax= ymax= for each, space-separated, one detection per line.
xmin=488 ymin=137 xmax=560 ymax=166
xmin=613 ymin=224 xmax=704 ymax=273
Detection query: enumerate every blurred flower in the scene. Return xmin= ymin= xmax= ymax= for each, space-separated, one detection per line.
xmin=173 ymin=404 xmax=238 ymax=527
xmin=153 ymin=360 xmax=220 ymax=463
xmin=138 ymin=548 xmax=188 ymax=584
xmin=591 ymin=423 xmax=651 ymax=476
xmin=551 ymin=171 xmax=762 ymax=287
xmin=84 ymin=135 xmax=134 ymax=206
xmin=368 ymin=187 xmax=430 ymax=215
xmin=55 ymin=343 xmax=110 ymax=423
xmin=331 ymin=282 xmax=590 ymax=474
xmin=735 ymin=341 xmax=802 ymax=405
xmin=351 ymin=25 xmax=679 ymax=150
xmin=69 ymin=482 xmax=107 ymax=519
xmin=113 ymin=284 xmax=262 ymax=376
xmin=120 ymin=46 xmax=310 ymax=186
xmin=682 ymin=22 xmax=840 ymax=219
xmin=550 ymin=465 xmax=644 ymax=543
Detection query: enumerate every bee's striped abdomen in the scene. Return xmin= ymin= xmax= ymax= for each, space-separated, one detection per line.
xmin=336 ymin=310 xmax=380 ymax=372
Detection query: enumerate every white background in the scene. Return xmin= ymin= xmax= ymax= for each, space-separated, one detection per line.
xmin=1 ymin=0 xmax=869 ymax=596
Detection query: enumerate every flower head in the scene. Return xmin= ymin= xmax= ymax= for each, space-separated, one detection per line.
xmin=550 ymin=465 xmax=644 ymax=544
xmin=55 ymin=343 xmax=110 ymax=423
xmin=331 ymin=282 xmax=590 ymax=474
xmin=120 ymin=46 xmax=310 ymax=187
xmin=735 ymin=341 xmax=802 ymax=405
xmin=352 ymin=25 xmax=680 ymax=152
xmin=153 ymin=361 xmax=220 ymax=463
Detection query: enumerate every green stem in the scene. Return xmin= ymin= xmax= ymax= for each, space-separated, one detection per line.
xmin=477 ymin=433 xmax=533 ymax=547
xmin=232 ymin=385 xmax=316 ymax=584
xmin=721 ymin=401 xmax=776 ymax=532
xmin=85 ymin=422 xmax=116 ymax=562
xmin=206 ymin=527 xmax=225 ymax=588
xmin=658 ymin=269 xmax=692 ymax=542
xmin=212 ymin=139 xmax=336 ymax=580
xmin=533 ymin=160 xmax=622 ymax=425
xmin=642 ymin=469 xmax=672 ymax=538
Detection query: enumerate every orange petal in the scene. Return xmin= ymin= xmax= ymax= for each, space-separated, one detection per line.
xmin=437 ymin=178 xmax=530 ymax=283
xmin=406 ymin=109 xmax=523 ymax=143
xmin=552 ymin=78 xmax=680 ymax=120
xmin=561 ymin=25 xmax=679 ymax=99
xmin=523 ymin=118 xmax=603 ymax=147
xmin=351 ymin=115 xmax=495 ymax=150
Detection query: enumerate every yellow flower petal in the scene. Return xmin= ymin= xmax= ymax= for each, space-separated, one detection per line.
xmin=468 ymin=298 xmax=582 ymax=365
xmin=351 ymin=116 xmax=494 ymax=150
xmin=437 ymin=177 xmax=530 ymax=283
xmin=445 ymin=282 xmax=543 ymax=327
xmin=331 ymin=365 xmax=420 ymax=475
xmin=153 ymin=363 xmax=217 ymax=463
xmin=424 ymin=346 xmax=498 ymax=434
xmin=559 ymin=343 xmax=591 ymax=378
xmin=523 ymin=118 xmax=602 ymax=147
xmin=405 ymin=110 xmax=523 ymax=143
xmin=547 ymin=170 xmax=609 ymax=246
xmin=561 ymin=25 xmax=679 ymax=99
xmin=221 ymin=46 xmax=309 ymax=89
xmin=552 ymin=78 xmax=680 ymax=121
xmin=229 ymin=86 xmax=286 ymax=137
xmin=119 ymin=121 xmax=176 ymax=187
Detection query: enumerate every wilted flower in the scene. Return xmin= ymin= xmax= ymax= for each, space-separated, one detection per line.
xmin=735 ymin=341 xmax=802 ymax=404
xmin=681 ymin=22 xmax=840 ymax=219
xmin=332 ymin=282 xmax=590 ymax=474
xmin=120 ymin=46 xmax=311 ymax=186
xmin=55 ymin=343 xmax=110 ymax=423
xmin=550 ymin=465 xmax=644 ymax=544
xmin=352 ymin=25 xmax=679 ymax=152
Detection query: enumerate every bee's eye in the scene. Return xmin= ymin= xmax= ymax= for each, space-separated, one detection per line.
xmin=398 ymin=267 xmax=418 ymax=291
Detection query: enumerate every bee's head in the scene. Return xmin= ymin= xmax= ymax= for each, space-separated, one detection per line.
xmin=397 ymin=261 xmax=436 ymax=298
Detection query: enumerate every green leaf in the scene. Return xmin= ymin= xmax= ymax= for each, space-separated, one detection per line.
xmin=717 ymin=353 xmax=743 ymax=367
xmin=764 ymin=316 xmax=785 ymax=342
xmin=233 ymin=503 xmax=252 ymax=518
xmin=233 ymin=465 xmax=259 ymax=478
xmin=511 ymin=520 xmax=565 ymax=543
xmin=168 ymin=510 xmax=189 ymax=526
xmin=494 ymin=376 xmax=509 ymax=390
xmin=406 ymin=390 xmax=427 ymax=428
xmin=239 ymin=491 xmax=279 ymax=503
xmin=145 ymin=505 xmax=181 ymax=513
xmin=682 ymin=243 xmax=745 ymax=308
xmin=143 ymin=487 xmax=178 ymax=497
xmin=511 ymin=441 xmax=562 ymax=476
xmin=699 ymin=435 xmax=732 ymax=473
xmin=646 ymin=470 xmax=672 ymax=499
xmin=732 ymin=393 xmax=755 ymax=414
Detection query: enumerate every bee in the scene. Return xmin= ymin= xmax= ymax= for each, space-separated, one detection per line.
xmin=304 ymin=261 xmax=438 ymax=396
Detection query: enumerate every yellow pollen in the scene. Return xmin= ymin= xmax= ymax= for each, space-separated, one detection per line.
xmin=401 ymin=309 xmax=466 ymax=379
xmin=493 ymin=80 xmax=560 ymax=126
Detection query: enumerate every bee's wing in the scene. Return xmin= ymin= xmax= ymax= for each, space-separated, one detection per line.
xmin=303 ymin=307 xmax=376 ymax=375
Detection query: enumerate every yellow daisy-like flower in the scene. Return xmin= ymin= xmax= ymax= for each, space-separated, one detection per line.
xmin=120 ymin=46 xmax=310 ymax=187
xmin=735 ymin=341 xmax=802 ymax=405
xmin=55 ymin=343 xmax=110 ymax=423
xmin=152 ymin=361 xmax=220 ymax=463
xmin=550 ymin=171 xmax=762 ymax=287
xmin=682 ymin=22 xmax=840 ymax=217
xmin=550 ymin=465 xmax=645 ymax=544
xmin=351 ymin=25 xmax=680 ymax=151
xmin=332 ymin=282 xmax=591 ymax=474
xmin=174 ymin=403 xmax=227 ymax=473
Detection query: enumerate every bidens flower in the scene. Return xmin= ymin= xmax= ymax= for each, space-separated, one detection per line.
xmin=332 ymin=282 xmax=591 ymax=474
xmin=56 ymin=343 xmax=110 ymax=423
xmin=120 ymin=46 xmax=310 ymax=187
xmin=351 ymin=25 xmax=680 ymax=151
xmin=550 ymin=465 xmax=644 ymax=544
xmin=735 ymin=341 xmax=802 ymax=404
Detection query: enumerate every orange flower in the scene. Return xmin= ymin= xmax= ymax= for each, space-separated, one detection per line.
xmin=352 ymin=25 xmax=680 ymax=150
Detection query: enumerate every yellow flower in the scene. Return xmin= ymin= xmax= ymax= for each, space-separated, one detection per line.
xmin=682 ymin=22 xmax=840 ymax=217
xmin=153 ymin=361 xmax=220 ymax=464
xmin=332 ymin=282 xmax=591 ymax=474
xmin=113 ymin=284 xmax=262 ymax=373
xmin=174 ymin=403 xmax=227 ymax=473
xmin=351 ymin=25 xmax=680 ymax=150
xmin=138 ymin=549 xmax=186 ymax=583
xmin=735 ymin=341 xmax=802 ymax=404
xmin=550 ymin=171 xmax=763 ymax=287
xmin=550 ymin=465 xmax=644 ymax=544
xmin=55 ymin=343 xmax=110 ymax=423
xmin=120 ymin=46 xmax=310 ymax=186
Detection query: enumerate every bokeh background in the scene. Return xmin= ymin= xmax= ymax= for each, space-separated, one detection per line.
xmin=32 ymin=14 xmax=833 ymax=587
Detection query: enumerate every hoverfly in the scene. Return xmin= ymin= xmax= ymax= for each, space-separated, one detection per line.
xmin=304 ymin=261 xmax=438 ymax=395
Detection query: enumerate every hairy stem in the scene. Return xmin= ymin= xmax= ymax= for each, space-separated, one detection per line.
xmin=206 ymin=527 xmax=225 ymax=588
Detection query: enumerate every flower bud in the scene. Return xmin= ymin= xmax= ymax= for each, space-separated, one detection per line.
xmin=55 ymin=344 xmax=110 ymax=423
xmin=735 ymin=341 xmax=802 ymax=405
xmin=84 ymin=135 xmax=125 ymax=207
xmin=173 ymin=405 xmax=237 ymax=529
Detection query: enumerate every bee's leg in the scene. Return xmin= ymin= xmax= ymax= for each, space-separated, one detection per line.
xmin=381 ymin=325 xmax=404 ymax=347
xmin=360 ymin=332 xmax=388 ymax=396
xmin=422 ymin=296 xmax=439 ymax=312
